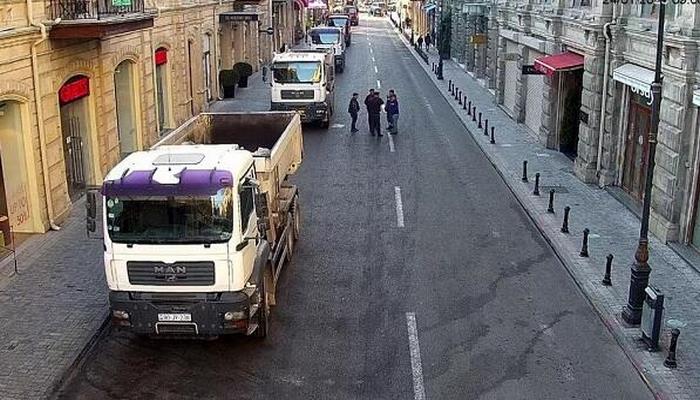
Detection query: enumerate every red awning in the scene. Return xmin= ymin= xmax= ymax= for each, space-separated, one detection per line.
xmin=534 ymin=52 xmax=584 ymax=77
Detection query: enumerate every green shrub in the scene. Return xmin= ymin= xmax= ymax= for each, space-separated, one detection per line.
xmin=219 ymin=69 xmax=239 ymax=87
xmin=233 ymin=62 xmax=253 ymax=78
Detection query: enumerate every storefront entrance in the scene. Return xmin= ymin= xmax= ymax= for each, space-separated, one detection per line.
xmin=622 ymin=93 xmax=652 ymax=201
xmin=59 ymin=75 xmax=93 ymax=202
xmin=559 ymin=70 xmax=583 ymax=159
xmin=0 ymin=100 xmax=34 ymax=244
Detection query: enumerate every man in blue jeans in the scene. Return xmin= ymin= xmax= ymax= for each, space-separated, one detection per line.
xmin=386 ymin=92 xmax=399 ymax=135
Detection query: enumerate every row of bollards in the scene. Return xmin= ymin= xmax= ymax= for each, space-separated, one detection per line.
xmin=443 ymin=77 xmax=496 ymax=145
xmin=523 ymin=160 xmax=682 ymax=367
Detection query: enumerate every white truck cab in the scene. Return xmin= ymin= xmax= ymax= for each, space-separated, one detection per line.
xmin=307 ymin=26 xmax=345 ymax=73
xmin=270 ymin=50 xmax=336 ymax=128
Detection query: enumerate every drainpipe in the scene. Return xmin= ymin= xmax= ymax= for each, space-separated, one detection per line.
xmin=28 ymin=1 xmax=61 ymax=231
xmin=596 ymin=5 xmax=619 ymax=182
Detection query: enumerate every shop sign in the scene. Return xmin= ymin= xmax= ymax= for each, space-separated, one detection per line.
xmin=155 ymin=49 xmax=167 ymax=66
xmin=502 ymin=52 xmax=519 ymax=61
xmin=220 ymin=12 xmax=260 ymax=22
xmin=112 ymin=0 xmax=132 ymax=6
xmin=59 ymin=76 xmax=90 ymax=105
xmin=521 ymin=65 xmax=544 ymax=75
xmin=469 ymin=34 xmax=487 ymax=45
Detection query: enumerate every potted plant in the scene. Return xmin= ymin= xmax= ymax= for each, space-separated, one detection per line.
xmin=219 ymin=69 xmax=239 ymax=98
xmin=233 ymin=62 xmax=253 ymax=88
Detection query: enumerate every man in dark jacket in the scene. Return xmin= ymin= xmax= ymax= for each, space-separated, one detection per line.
xmin=425 ymin=33 xmax=432 ymax=51
xmin=366 ymin=91 xmax=384 ymax=137
xmin=386 ymin=93 xmax=399 ymax=135
xmin=364 ymin=88 xmax=375 ymax=131
xmin=348 ymin=93 xmax=360 ymax=133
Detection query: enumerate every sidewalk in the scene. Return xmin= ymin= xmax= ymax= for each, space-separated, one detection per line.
xmin=398 ymin=33 xmax=699 ymax=399
xmin=0 ymin=74 xmax=270 ymax=400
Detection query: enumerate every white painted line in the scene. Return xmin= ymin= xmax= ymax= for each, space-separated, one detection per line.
xmin=377 ymin=79 xmax=382 ymax=89
xmin=388 ymin=132 xmax=395 ymax=152
xmin=370 ymin=47 xmax=374 ymax=54
xmin=406 ymin=312 xmax=426 ymax=400
xmin=331 ymin=123 xmax=345 ymax=129
xmin=394 ymin=186 xmax=404 ymax=228
xmin=374 ymin=65 xmax=378 ymax=73
xmin=372 ymin=56 xmax=376 ymax=62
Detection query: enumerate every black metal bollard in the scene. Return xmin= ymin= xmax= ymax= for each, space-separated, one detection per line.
xmin=459 ymin=92 xmax=463 ymax=105
xmin=490 ymin=126 xmax=495 ymax=144
xmin=664 ymin=329 xmax=680 ymax=369
xmin=455 ymin=89 xmax=460 ymax=100
xmin=484 ymin=119 xmax=489 ymax=136
xmin=580 ymin=228 xmax=590 ymax=257
xmin=522 ymin=160 xmax=528 ymax=182
xmin=478 ymin=112 xmax=483 ymax=128
xmin=463 ymin=99 xmax=468 ymax=110
xmin=448 ymin=80 xmax=452 ymax=92
xmin=602 ymin=254 xmax=613 ymax=286
xmin=467 ymin=101 xmax=472 ymax=115
xmin=533 ymin=173 xmax=540 ymax=196
xmin=547 ymin=190 xmax=555 ymax=213
xmin=472 ymin=107 xmax=477 ymax=122
xmin=561 ymin=206 xmax=570 ymax=233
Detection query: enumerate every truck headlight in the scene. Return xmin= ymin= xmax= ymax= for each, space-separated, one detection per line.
xmin=224 ymin=311 xmax=246 ymax=321
xmin=113 ymin=310 xmax=129 ymax=320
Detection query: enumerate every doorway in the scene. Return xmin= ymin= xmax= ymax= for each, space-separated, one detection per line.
xmin=114 ymin=60 xmax=139 ymax=159
xmin=622 ymin=93 xmax=652 ymax=201
xmin=559 ymin=70 xmax=583 ymax=159
xmin=58 ymin=75 xmax=93 ymax=202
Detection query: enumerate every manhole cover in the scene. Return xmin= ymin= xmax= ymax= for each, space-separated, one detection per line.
xmin=539 ymin=185 xmax=569 ymax=194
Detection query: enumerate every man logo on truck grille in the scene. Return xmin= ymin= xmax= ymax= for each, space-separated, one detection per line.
xmin=154 ymin=265 xmax=187 ymax=281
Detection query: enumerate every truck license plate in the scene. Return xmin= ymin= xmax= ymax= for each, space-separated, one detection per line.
xmin=158 ymin=313 xmax=192 ymax=322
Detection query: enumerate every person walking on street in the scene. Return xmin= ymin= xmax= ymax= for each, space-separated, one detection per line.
xmin=425 ymin=33 xmax=432 ymax=51
xmin=417 ymin=36 xmax=424 ymax=50
xmin=386 ymin=93 xmax=399 ymax=135
xmin=366 ymin=91 xmax=384 ymax=137
xmin=364 ymin=88 xmax=375 ymax=132
xmin=348 ymin=93 xmax=360 ymax=133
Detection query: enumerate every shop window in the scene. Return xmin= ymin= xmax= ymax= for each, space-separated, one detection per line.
xmin=0 ymin=101 xmax=32 ymax=233
xmin=638 ymin=4 xmax=658 ymax=18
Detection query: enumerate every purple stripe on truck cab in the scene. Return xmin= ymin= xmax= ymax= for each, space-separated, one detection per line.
xmin=102 ymin=169 xmax=233 ymax=197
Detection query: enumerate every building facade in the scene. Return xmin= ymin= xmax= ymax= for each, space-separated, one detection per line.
xmin=440 ymin=1 xmax=700 ymax=252
xmin=0 ymin=0 xmax=297 ymax=245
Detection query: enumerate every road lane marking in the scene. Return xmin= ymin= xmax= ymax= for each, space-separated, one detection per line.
xmin=370 ymin=47 xmax=373 ymax=54
xmin=372 ymin=56 xmax=376 ymax=62
xmin=374 ymin=65 xmax=378 ymax=73
xmin=377 ymin=79 xmax=382 ymax=89
xmin=388 ymin=132 xmax=395 ymax=152
xmin=394 ymin=186 xmax=404 ymax=228
xmin=406 ymin=313 xmax=426 ymax=400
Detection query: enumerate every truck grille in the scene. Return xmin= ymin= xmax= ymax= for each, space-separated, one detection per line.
xmin=127 ymin=262 xmax=215 ymax=286
xmin=281 ymin=90 xmax=315 ymax=100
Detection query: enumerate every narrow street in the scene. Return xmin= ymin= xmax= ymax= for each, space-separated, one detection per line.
xmin=55 ymin=18 xmax=653 ymax=400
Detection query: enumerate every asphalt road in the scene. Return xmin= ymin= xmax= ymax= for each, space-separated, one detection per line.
xmin=55 ymin=17 xmax=654 ymax=400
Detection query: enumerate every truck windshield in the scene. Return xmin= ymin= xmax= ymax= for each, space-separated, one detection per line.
xmin=310 ymin=31 xmax=340 ymax=45
xmin=273 ymin=61 xmax=322 ymax=84
xmin=105 ymin=188 xmax=234 ymax=244
xmin=328 ymin=18 xmax=348 ymax=28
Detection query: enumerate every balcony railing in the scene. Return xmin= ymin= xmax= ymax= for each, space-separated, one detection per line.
xmin=50 ymin=0 xmax=145 ymax=20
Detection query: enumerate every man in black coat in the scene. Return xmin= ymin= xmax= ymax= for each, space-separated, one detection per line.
xmin=366 ymin=91 xmax=384 ymax=137
xmin=348 ymin=93 xmax=360 ymax=133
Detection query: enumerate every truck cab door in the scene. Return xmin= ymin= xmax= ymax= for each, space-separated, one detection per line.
xmin=237 ymin=170 xmax=259 ymax=282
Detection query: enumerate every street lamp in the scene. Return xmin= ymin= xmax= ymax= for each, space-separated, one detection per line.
xmin=621 ymin=3 xmax=666 ymax=325
xmin=436 ymin=0 xmax=447 ymax=79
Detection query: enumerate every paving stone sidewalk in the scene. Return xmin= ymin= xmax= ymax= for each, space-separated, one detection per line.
xmin=0 ymin=75 xmax=269 ymax=400
xmin=397 ymin=29 xmax=700 ymax=399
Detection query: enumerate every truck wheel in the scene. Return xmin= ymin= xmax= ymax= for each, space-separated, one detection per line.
xmin=320 ymin=119 xmax=330 ymax=129
xmin=292 ymin=199 xmax=301 ymax=241
xmin=253 ymin=267 xmax=272 ymax=338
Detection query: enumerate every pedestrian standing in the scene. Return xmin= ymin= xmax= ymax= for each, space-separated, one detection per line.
xmin=386 ymin=93 xmax=399 ymax=135
xmin=348 ymin=93 xmax=360 ymax=133
xmin=425 ymin=33 xmax=432 ymax=51
xmin=364 ymin=88 xmax=375 ymax=132
xmin=417 ymin=36 xmax=424 ymax=50
xmin=386 ymin=89 xmax=396 ymax=128
xmin=367 ymin=91 xmax=384 ymax=137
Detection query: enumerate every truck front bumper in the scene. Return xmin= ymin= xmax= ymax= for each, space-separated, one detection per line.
xmin=271 ymin=102 xmax=329 ymax=122
xmin=109 ymin=291 xmax=255 ymax=336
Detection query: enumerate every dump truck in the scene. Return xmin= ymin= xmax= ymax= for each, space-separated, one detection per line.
xmin=270 ymin=49 xmax=336 ymax=127
xmin=87 ymin=112 xmax=303 ymax=338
